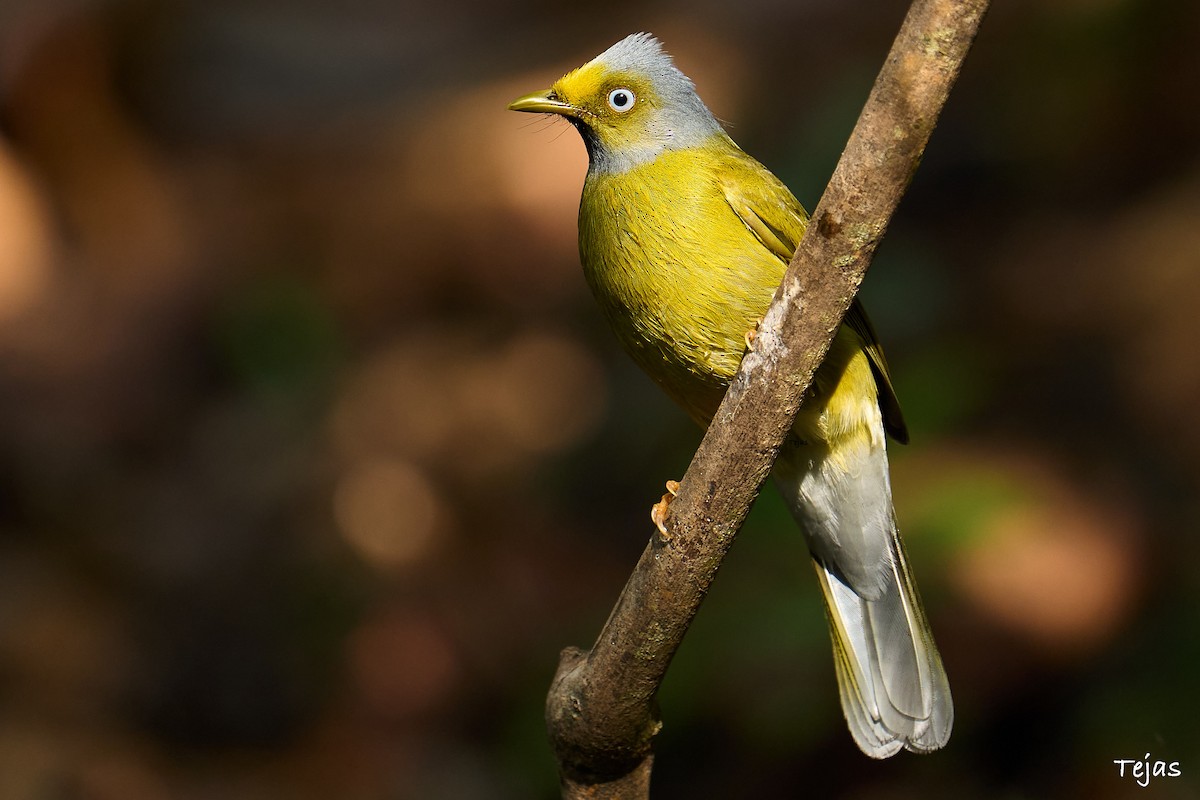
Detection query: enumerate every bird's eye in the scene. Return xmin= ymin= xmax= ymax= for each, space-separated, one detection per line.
xmin=607 ymin=88 xmax=635 ymax=112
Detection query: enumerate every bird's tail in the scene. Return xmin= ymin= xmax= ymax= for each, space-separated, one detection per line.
xmin=813 ymin=527 xmax=953 ymax=757
xmin=775 ymin=434 xmax=952 ymax=758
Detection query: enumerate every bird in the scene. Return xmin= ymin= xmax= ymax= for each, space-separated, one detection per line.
xmin=509 ymin=32 xmax=951 ymax=758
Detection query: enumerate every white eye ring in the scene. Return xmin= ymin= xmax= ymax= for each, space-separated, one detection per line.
xmin=607 ymin=88 xmax=635 ymax=112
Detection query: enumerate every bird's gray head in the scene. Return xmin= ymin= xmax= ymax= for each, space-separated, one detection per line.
xmin=508 ymin=33 xmax=724 ymax=174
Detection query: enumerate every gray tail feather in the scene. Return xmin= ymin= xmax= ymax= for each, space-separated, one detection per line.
xmin=813 ymin=528 xmax=953 ymax=758
xmin=773 ymin=402 xmax=952 ymax=757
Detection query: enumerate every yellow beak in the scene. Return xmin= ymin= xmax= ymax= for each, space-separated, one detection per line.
xmin=508 ymin=89 xmax=578 ymax=118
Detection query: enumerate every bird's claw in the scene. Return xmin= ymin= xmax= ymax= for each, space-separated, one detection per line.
xmin=744 ymin=317 xmax=764 ymax=348
xmin=650 ymin=479 xmax=681 ymax=539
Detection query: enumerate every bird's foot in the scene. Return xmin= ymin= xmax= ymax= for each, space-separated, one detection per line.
xmin=650 ymin=479 xmax=681 ymax=539
xmin=744 ymin=317 xmax=764 ymax=348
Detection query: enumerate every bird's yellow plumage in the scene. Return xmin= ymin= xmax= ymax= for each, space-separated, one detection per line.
xmin=511 ymin=32 xmax=951 ymax=758
xmin=580 ymin=144 xmax=782 ymax=423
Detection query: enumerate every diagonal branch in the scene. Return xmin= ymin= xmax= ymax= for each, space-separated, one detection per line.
xmin=546 ymin=0 xmax=990 ymax=796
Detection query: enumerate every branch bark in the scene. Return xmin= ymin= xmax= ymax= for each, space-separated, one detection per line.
xmin=547 ymin=0 xmax=989 ymax=795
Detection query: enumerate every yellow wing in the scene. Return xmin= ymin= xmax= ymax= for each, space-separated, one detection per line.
xmin=720 ymin=152 xmax=908 ymax=443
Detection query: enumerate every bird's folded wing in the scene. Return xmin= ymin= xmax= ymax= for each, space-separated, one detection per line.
xmin=720 ymin=160 xmax=908 ymax=442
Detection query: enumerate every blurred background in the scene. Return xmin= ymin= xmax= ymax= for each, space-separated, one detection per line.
xmin=0 ymin=0 xmax=1198 ymax=797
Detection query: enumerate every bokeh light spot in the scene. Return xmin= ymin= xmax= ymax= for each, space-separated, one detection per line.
xmin=333 ymin=457 xmax=443 ymax=570
xmin=0 ymin=142 xmax=53 ymax=322
xmin=954 ymin=499 xmax=1137 ymax=656
xmin=481 ymin=331 xmax=608 ymax=454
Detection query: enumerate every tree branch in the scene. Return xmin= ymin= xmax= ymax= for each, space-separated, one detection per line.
xmin=547 ymin=0 xmax=990 ymax=795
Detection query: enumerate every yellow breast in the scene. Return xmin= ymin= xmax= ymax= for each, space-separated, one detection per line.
xmin=578 ymin=139 xmax=783 ymax=423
